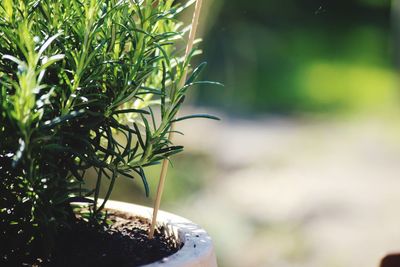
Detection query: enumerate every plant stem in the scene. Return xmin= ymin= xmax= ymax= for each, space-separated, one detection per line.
xmin=149 ymin=0 xmax=204 ymax=239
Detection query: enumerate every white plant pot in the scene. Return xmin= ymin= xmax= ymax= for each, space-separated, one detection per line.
xmin=105 ymin=200 xmax=217 ymax=267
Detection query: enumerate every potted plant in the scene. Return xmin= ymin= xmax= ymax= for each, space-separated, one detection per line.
xmin=0 ymin=0 xmax=218 ymax=266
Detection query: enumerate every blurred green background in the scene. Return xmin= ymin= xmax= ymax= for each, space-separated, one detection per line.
xmin=197 ymin=0 xmax=398 ymax=115
xmin=107 ymin=1 xmax=400 ymax=267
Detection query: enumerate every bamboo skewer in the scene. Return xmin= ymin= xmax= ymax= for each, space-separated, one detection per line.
xmin=148 ymin=0 xmax=204 ymax=239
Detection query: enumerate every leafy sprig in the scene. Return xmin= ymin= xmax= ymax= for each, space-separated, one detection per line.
xmin=0 ymin=0 xmax=219 ymax=262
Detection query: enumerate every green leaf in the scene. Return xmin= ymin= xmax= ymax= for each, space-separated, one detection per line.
xmin=134 ymin=167 xmax=149 ymax=197
xmin=38 ymin=32 xmax=63 ymax=57
xmin=2 ymin=55 xmax=24 ymax=66
xmin=185 ymin=62 xmax=207 ymax=85
xmin=42 ymin=110 xmax=86 ymax=128
xmin=112 ymin=108 xmax=150 ymax=115
xmin=38 ymin=54 xmax=65 ymax=72
xmin=3 ymin=0 xmax=13 ymax=19
xmin=172 ymin=114 xmax=221 ymax=123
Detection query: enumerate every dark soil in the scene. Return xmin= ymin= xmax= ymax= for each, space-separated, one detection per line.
xmin=40 ymin=211 xmax=180 ymax=267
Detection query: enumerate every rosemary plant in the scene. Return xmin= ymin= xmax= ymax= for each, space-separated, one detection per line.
xmin=0 ymin=0 xmax=218 ymax=262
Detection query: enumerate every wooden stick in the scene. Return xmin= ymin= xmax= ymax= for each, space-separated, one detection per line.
xmin=148 ymin=0 xmax=204 ymax=239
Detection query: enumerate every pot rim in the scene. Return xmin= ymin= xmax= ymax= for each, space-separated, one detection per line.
xmin=104 ymin=200 xmax=217 ymax=267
